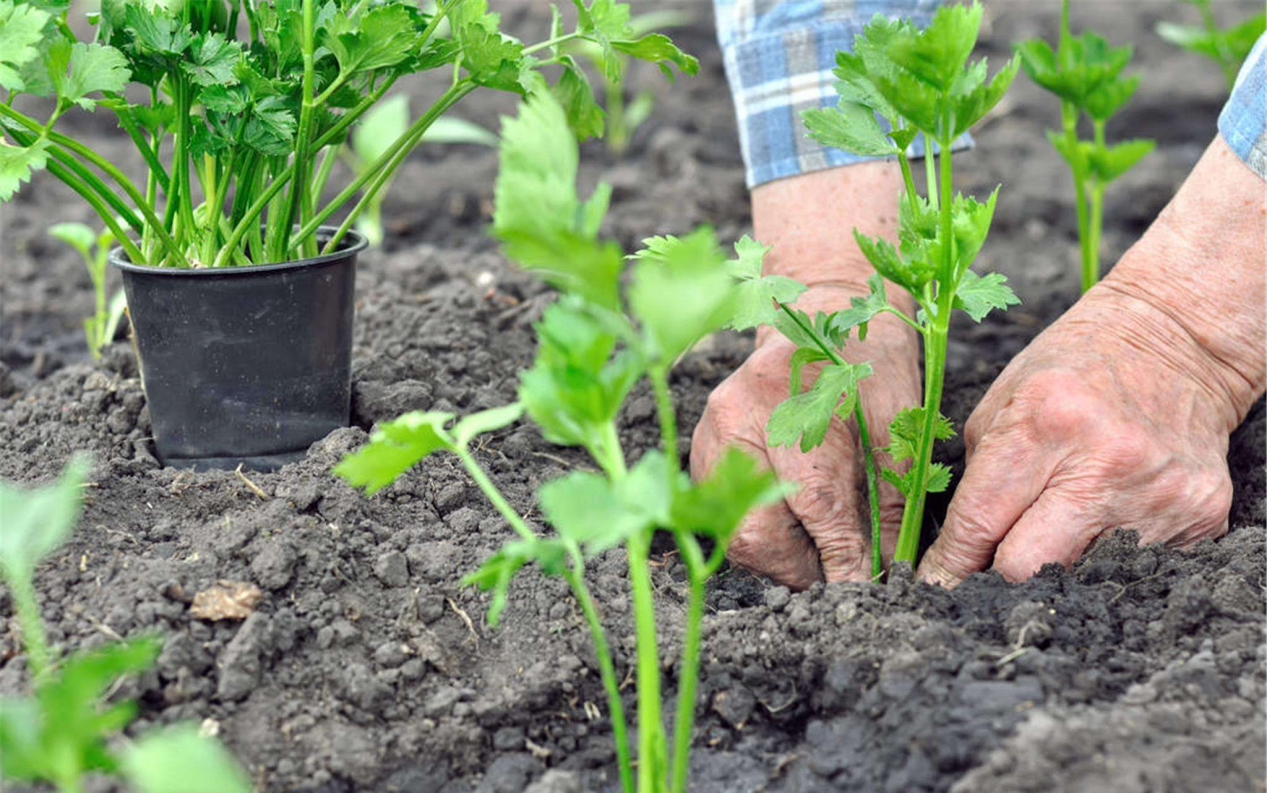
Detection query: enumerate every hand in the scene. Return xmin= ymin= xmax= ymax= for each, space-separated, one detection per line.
xmin=691 ymin=284 xmax=921 ymax=588
xmin=918 ymin=138 xmax=1264 ymax=587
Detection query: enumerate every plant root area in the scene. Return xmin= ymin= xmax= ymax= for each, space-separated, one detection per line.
xmin=1 ymin=3 xmax=1263 ymax=792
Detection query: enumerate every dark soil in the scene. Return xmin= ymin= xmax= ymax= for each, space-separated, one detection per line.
xmin=1 ymin=2 xmax=1263 ymax=793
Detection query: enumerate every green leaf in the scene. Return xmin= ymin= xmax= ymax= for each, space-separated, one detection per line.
xmin=725 ymin=235 xmax=806 ymax=331
xmin=954 ymin=270 xmax=1019 ymax=322
xmin=121 ymin=726 xmax=251 ymax=793
xmin=493 ymin=93 xmax=622 ymax=310
xmin=0 ymin=1 xmax=51 ymax=92
xmin=452 ymin=403 xmax=525 ymax=448
xmin=802 ymin=102 xmax=897 ymax=157
xmin=464 ymin=539 xmax=568 ymax=627
xmin=519 ymin=299 xmax=643 ymax=448
xmin=773 ymin=307 xmax=844 ymax=352
xmin=854 ymin=229 xmax=931 ymax=294
xmin=242 ymin=96 xmax=297 ymax=157
xmin=334 ymin=412 xmax=457 ymax=496
xmin=1155 ymin=21 xmax=1221 ymax=58
xmin=459 ymin=23 xmax=526 ymax=92
xmin=886 ymin=1 xmax=982 ymax=92
xmin=0 ymin=456 xmax=88 ymax=586
xmin=0 ymin=638 xmax=161 ymax=784
xmin=610 ymin=33 xmax=698 ymax=78
xmin=946 ymin=188 xmax=1000 ymax=277
xmin=1223 ymin=12 xmax=1267 ymax=60
xmin=886 ymin=406 xmax=954 ymax=465
xmin=552 ymin=60 xmax=605 ymax=141
xmin=47 ymin=41 xmax=131 ymax=110
xmin=629 ymin=227 xmax=735 ymax=362
xmin=1084 ymin=74 xmax=1139 ymax=121
xmin=767 ymin=362 xmax=872 ymax=452
xmin=831 ymin=273 xmax=891 ymax=341
xmin=48 ymin=222 xmax=97 ymax=258
xmin=672 ymin=447 xmax=791 ymax=542
xmin=1087 ymin=138 xmax=1154 ymax=183
xmin=882 ymin=460 xmax=951 ymax=497
xmin=788 ymin=347 xmax=831 ymax=396
xmin=352 ymin=94 xmax=410 ymax=166
xmin=325 ymin=4 xmax=420 ymax=75
xmin=183 ymin=32 xmax=240 ymax=88
xmin=949 ymin=55 xmax=1019 ymax=139
xmin=540 ymin=452 xmax=669 ymax=554
xmin=421 ymin=116 xmax=498 ymax=146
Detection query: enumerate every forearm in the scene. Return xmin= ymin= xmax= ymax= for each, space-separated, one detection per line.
xmin=1098 ymin=136 xmax=1266 ymax=430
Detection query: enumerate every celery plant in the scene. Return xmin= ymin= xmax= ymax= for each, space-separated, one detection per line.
xmin=48 ymin=222 xmax=128 ymax=359
xmin=0 ymin=0 xmax=696 ymax=268
xmin=1017 ymin=0 xmax=1155 ymax=292
xmin=336 ymin=92 xmax=795 ymax=793
xmin=1157 ymin=0 xmax=1265 ymax=89
xmin=773 ymin=4 xmax=1021 ymax=569
xmin=0 ymin=459 xmax=252 ymax=793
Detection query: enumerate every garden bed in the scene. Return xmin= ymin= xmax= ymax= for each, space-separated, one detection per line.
xmin=1 ymin=2 xmax=1263 ymax=792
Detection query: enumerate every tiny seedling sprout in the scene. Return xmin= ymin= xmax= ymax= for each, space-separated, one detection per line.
xmin=1156 ymin=0 xmax=1266 ymax=89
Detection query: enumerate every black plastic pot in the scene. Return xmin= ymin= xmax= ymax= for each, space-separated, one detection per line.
xmin=110 ymin=229 xmax=366 ymax=472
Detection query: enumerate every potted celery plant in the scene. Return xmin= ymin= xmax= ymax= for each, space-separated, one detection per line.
xmin=0 ymin=0 xmax=695 ymax=471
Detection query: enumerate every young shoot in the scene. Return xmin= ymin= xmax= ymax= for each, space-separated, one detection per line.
xmin=0 ymin=458 xmax=252 ymax=793
xmin=1017 ymin=0 xmax=1155 ymax=292
xmin=0 ymin=0 xmax=697 ymax=268
xmin=1156 ymin=0 xmax=1266 ymax=89
xmin=762 ymin=3 xmax=1021 ymax=571
xmin=48 ymin=222 xmax=128 ymax=359
xmin=336 ymin=91 xmax=794 ymax=793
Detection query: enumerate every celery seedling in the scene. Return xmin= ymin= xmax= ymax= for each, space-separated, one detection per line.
xmin=0 ymin=459 xmax=252 ymax=793
xmin=1157 ymin=0 xmax=1265 ymax=89
xmin=783 ymin=4 xmax=1021 ymax=569
xmin=566 ymin=9 xmax=693 ymax=154
xmin=0 ymin=0 xmax=697 ymax=268
xmin=1017 ymin=0 xmax=1155 ymax=292
xmin=48 ymin=222 xmax=127 ymax=359
xmin=336 ymin=92 xmax=792 ymax=793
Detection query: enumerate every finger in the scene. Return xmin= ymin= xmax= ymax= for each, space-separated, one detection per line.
xmin=991 ymin=487 xmax=1104 ymax=581
xmin=917 ymin=431 xmax=1050 ymax=588
xmin=773 ymin=452 xmax=870 ymax=583
xmin=726 ymin=500 xmax=823 ymax=590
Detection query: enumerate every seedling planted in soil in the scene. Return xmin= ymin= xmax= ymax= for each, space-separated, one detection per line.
xmin=1017 ymin=0 xmax=1154 ymax=292
xmin=337 ymin=91 xmax=798 ymax=793
xmin=0 ymin=0 xmax=696 ymax=268
xmin=1156 ymin=0 xmax=1266 ymax=89
xmin=0 ymin=459 xmax=253 ymax=793
xmin=778 ymin=2 xmax=1021 ymax=572
xmin=47 ymin=222 xmax=128 ymax=359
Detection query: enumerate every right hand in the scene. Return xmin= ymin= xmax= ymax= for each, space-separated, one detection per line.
xmin=690 ymin=284 xmax=922 ymax=588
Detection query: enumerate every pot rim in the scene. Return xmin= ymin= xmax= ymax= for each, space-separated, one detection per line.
xmin=108 ymin=226 xmax=368 ymax=277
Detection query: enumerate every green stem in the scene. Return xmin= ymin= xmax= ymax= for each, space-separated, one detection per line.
xmin=855 ymin=396 xmax=883 ymax=580
xmin=563 ymin=549 xmax=635 ymax=793
xmin=10 ymin=574 xmax=49 ymax=682
xmin=311 ymin=81 xmax=474 ymax=255
xmin=669 ymin=536 xmax=706 ymax=793
xmin=455 ymin=448 xmax=537 ymax=543
xmin=923 ymin=136 xmax=938 ymax=207
xmin=894 ymin=139 xmax=955 ymax=565
xmin=1062 ymin=104 xmax=1092 ymax=293
xmin=628 ymin=529 xmax=665 ymax=793
xmin=522 ymin=31 xmax=582 ymax=56
xmin=281 ymin=0 xmax=319 ymax=259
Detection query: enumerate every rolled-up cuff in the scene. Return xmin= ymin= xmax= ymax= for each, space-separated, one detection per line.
xmin=1218 ymin=33 xmax=1267 ymax=179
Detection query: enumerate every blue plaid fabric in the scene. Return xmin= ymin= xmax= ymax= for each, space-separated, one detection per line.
xmin=1219 ymin=34 xmax=1267 ymax=179
xmin=713 ymin=0 xmax=956 ymax=187
xmin=715 ymin=2 xmax=1267 ymax=187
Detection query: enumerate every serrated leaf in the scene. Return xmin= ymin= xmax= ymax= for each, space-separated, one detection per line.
xmin=767 ymin=361 xmax=872 ymax=452
xmin=954 ymin=270 xmax=1019 ymax=322
xmin=881 ymin=460 xmax=951 ymax=497
xmin=0 ymin=139 xmax=48 ymax=200
xmin=788 ymin=347 xmax=831 ymax=396
xmin=949 ymin=55 xmax=1019 ymax=139
xmin=944 ymin=188 xmax=1000 ymax=277
xmin=886 ymin=406 xmax=954 ymax=465
xmin=887 ymin=1 xmax=982 ymax=92
xmin=854 ymin=229 xmax=931 ymax=294
xmin=1087 ymin=137 xmax=1154 ymax=183
xmin=0 ymin=1 xmax=51 ymax=92
xmin=460 ymin=23 xmax=525 ymax=92
xmin=772 ymin=306 xmax=841 ymax=351
xmin=830 ymin=272 xmax=891 ymax=341
xmin=725 ymin=235 xmax=805 ymax=331
xmin=325 ymin=4 xmax=420 ymax=75
xmin=672 ymin=447 xmax=791 ymax=543
xmin=802 ymin=102 xmax=897 ymax=157
xmin=242 ymin=96 xmax=296 ymax=156
xmin=0 ymin=456 xmax=88 ymax=585
xmin=610 ymin=33 xmax=698 ymax=78
xmin=1084 ymin=74 xmax=1139 ymax=121
xmin=552 ymin=60 xmax=605 ymax=141
xmin=540 ymin=452 xmax=669 ymax=554
xmin=47 ymin=41 xmax=131 ymax=110
xmin=464 ymin=539 xmax=568 ymax=627
xmin=629 ymin=227 xmax=735 ymax=362
xmin=493 ymin=93 xmax=622 ymax=310
xmin=334 ymin=412 xmax=457 ymax=495
xmin=121 ymin=726 xmax=251 ymax=793
xmin=183 ymin=33 xmax=239 ymax=87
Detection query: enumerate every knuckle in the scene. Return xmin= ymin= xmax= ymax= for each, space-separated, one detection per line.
xmin=1016 ymin=370 xmax=1102 ymax=440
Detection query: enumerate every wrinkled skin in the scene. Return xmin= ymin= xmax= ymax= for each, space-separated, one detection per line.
xmin=919 ymin=137 xmax=1265 ymax=586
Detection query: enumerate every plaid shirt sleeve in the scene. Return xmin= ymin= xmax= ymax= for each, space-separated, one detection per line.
xmin=1218 ymin=34 xmax=1267 ymax=179
xmin=714 ymin=0 xmax=965 ymax=188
